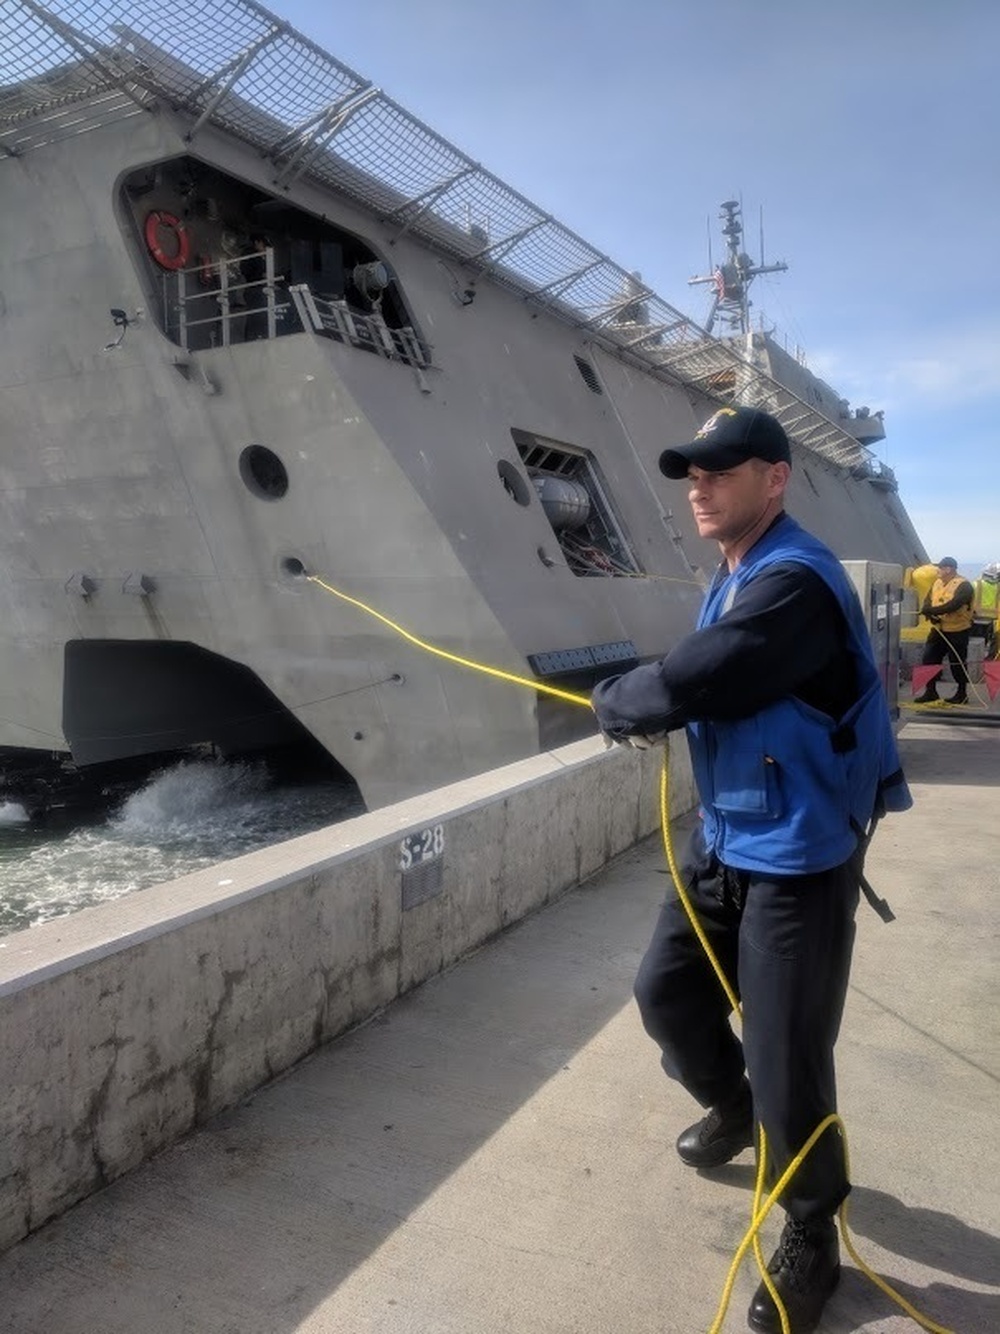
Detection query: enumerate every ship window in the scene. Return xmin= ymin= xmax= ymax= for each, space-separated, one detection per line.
xmin=119 ymin=156 xmax=427 ymax=364
xmin=240 ymin=445 xmax=289 ymax=500
xmin=511 ymin=429 xmax=641 ymax=578
xmin=574 ymin=355 xmax=603 ymax=395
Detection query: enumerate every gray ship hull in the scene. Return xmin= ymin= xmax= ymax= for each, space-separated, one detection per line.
xmin=0 ymin=4 xmax=926 ymax=811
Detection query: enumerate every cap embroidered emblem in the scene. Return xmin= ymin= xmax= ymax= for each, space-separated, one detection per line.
xmin=696 ymin=408 xmax=738 ymax=438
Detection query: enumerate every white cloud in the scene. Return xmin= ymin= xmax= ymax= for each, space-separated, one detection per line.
xmin=808 ymin=325 xmax=1000 ymax=414
xmin=884 ymin=339 xmax=1000 ymax=405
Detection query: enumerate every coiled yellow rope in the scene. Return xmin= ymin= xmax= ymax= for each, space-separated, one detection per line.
xmin=308 ymin=572 xmax=954 ymax=1334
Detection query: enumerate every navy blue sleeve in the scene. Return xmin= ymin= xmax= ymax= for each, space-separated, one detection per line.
xmin=591 ymin=563 xmax=851 ymax=737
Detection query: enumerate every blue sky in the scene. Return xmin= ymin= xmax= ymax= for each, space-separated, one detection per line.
xmin=276 ymin=0 xmax=997 ymax=573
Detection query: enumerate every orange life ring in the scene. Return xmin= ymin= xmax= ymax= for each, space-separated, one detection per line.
xmin=144 ymin=210 xmax=191 ymax=270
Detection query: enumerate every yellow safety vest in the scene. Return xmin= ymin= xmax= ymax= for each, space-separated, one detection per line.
xmin=930 ymin=576 xmax=974 ymax=632
xmin=974 ymin=579 xmax=999 ymax=618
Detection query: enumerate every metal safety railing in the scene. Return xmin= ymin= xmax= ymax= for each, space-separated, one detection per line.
xmin=2 ymin=0 xmax=884 ymax=477
xmin=164 ymin=244 xmax=429 ymax=368
xmin=287 ymin=285 xmax=430 ymax=368
xmin=168 ymin=245 xmax=289 ymax=349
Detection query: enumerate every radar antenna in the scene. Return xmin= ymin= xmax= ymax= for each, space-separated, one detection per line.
xmin=688 ymin=199 xmax=787 ymax=336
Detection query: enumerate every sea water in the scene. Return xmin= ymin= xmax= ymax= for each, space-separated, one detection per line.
xmin=0 ymin=758 xmax=364 ymax=937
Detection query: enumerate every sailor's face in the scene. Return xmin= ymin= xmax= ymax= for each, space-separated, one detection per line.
xmin=687 ymin=460 xmax=778 ymax=543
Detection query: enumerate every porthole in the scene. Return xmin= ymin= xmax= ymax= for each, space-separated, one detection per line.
xmin=497 ymin=459 xmax=531 ymax=506
xmin=239 ymin=444 xmax=289 ymax=500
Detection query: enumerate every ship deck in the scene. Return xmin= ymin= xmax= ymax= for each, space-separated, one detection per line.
xmin=0 ymin=719 xmax=996 ymax=1334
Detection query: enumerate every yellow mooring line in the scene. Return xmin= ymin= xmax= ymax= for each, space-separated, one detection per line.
xmin=308 ymin=572 xmax=954 ymax=1334
xmin=307 ymin=575 xmax=591 ymax=708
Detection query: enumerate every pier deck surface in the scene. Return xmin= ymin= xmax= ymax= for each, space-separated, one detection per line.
xmin=2 ymin=721 xmax=997 ymax=1334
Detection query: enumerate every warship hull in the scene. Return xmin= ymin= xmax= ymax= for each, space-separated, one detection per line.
xmin=0 ymin=2 xmax=926 ymax=812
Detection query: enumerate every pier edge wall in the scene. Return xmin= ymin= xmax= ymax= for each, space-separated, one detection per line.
xmin=0 ymin=736 xmax=693 ymax=1253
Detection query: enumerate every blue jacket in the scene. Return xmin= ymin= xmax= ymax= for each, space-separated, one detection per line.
xmin=688 ymin=518 xmax=911 ymax=875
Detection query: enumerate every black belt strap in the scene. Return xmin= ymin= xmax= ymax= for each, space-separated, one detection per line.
xmin=851 ymin=811 xmax=896 ymax=924
xmin=858 ymin=869 xmax=895 ymax=923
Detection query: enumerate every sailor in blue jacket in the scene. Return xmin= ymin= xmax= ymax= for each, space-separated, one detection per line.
xmin=591 ymin=406 xmax=910 ymax=1334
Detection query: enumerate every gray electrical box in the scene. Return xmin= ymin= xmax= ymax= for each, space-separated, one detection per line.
xmin=841 ymin=561 xmax=904 ymax=722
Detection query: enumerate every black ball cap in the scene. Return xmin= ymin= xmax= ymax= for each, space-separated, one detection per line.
xmin=659 ymin=406 xmax=792 ymax=479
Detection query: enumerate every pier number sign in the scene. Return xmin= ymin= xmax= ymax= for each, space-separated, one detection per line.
xmin=399 ymin=823 xmax=445 ymax=871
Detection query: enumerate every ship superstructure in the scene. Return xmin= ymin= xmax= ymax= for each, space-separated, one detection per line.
xmin=0 ymin=0 xmax=926 ymax=811
xmin=689 ymin=199 xmax=892 ymax=463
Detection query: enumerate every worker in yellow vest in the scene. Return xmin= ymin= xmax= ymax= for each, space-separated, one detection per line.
xmin=972 ymin=562 xmax=1000 ymax=658
xmin=914 ymin=556 xmax=975 ymax=704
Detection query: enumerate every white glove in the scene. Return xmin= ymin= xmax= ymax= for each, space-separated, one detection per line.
xmin=599 ymin=728 xmax=667 ymax=750
xmin=626 ymin=731 xmax=668 ymax=749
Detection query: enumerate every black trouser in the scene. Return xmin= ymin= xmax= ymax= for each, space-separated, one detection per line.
xmin=920 ymin=627 xmax=971 ymax=695
xmin=634 ymin=828 xmax=859 ymax=1221
xmin=970 ymin=620 xmax=996 ymax=659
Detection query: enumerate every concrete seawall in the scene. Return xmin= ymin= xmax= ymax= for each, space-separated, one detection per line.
xmin=0 ymin=736 xmax=694 ymax=1254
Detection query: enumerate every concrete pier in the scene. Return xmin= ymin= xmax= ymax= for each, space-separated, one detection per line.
xmin=1 ymin=720 xmax=997 ymax=1333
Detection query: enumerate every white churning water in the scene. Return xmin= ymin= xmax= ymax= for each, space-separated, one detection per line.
xmin=0 ymin=759 xmax=364 ymax=938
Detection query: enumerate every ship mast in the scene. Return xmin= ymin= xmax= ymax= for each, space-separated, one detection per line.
xmin=688 ymin=199 xmax=787 ymax=337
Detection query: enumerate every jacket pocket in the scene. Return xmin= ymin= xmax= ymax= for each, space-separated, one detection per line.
xmin=711 ymin=721 xmax=782 ymax=819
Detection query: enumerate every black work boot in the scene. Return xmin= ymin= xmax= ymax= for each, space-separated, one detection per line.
xmin=747 ymin=1215 xmax=840 ymax=1334
xmin=912 ymin=689 xmax=938 ymax=704
xmin=948 ymin=690 xmax=968 ymax=705
xmin=675 ymin=1080 xmax=754 ymax=1168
